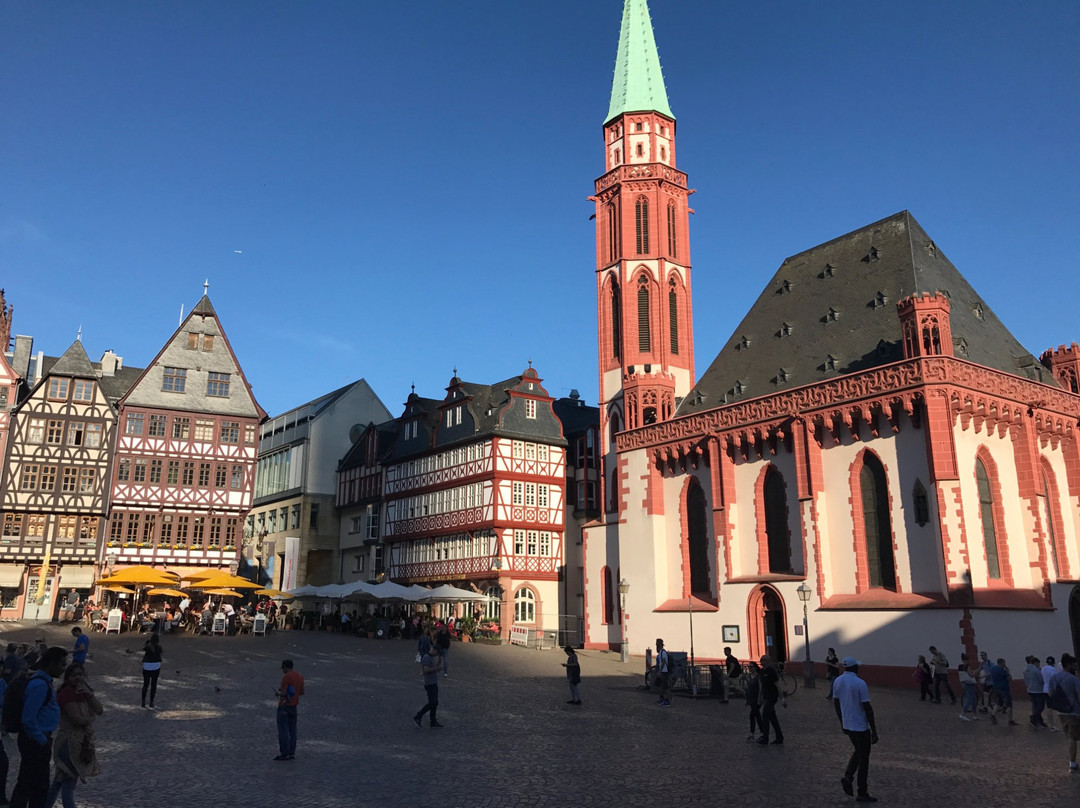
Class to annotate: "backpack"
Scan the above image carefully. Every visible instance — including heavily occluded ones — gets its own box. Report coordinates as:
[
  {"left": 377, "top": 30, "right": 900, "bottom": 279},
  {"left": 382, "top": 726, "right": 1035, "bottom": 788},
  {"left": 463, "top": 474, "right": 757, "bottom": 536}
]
[{"left": 1, "top": 670, "right": 52, "bottom": 734}]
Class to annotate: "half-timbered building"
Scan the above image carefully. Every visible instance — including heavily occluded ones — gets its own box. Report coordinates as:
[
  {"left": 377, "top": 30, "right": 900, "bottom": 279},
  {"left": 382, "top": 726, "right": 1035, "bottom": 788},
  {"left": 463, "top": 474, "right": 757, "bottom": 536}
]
[
  {"left": 0, "top": 339, "right": 139, "bottom": 618},
  {"left": 583, "top": 0, "right": 1080, "bottom": 677},
  {"left": 337, "top": 418, "right": 397, "bottom": 586},
  {"left": 107, "top": 295, "right": 265, "bottom": 576}
]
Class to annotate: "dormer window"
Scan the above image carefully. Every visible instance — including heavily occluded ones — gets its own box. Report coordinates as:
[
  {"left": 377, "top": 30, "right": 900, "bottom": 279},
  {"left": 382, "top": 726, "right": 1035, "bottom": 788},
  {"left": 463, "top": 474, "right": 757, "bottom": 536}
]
[
  {"left": 737, "top": 336, "right": 751, "bottom": 350},
  {"left": 873, "top": 292, "right": 887, "bottom": 309},
  {"left": 734, "top": 380, "right": 746, "bottom": 395},
  {"left": 775, "top": 368, "right": 789, "bottom": 384},
  {"left": 822, "top": 263, "right": 836, "bottom": 278},
  {"left": 824, "top": 354, "right": 838, "bottom": 371},
  {"left": 779, "top": 322, "right": 793, "bottom": 338},
  {"left": 825, "top": 308, "right": 840, "bottom": 323}
]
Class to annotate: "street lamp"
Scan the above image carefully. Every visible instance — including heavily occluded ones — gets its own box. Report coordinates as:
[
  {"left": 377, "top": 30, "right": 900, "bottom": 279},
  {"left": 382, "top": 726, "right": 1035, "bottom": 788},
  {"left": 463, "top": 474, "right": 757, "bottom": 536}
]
[
  {"left": 796, "top": 582, "right": 815, "bottom": 688},
  {"left": 618, "top": 578, "right": 629, "bottom": 663}
]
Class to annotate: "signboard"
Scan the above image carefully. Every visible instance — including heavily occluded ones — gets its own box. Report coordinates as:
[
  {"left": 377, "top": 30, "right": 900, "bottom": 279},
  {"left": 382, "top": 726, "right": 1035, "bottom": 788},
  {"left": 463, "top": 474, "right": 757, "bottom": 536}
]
[
  {"left": 106, "top": 609, "right": 123, "bottom": 634},
  {"left": 282, "top": 536, "right": 300, "bottom": 591}
]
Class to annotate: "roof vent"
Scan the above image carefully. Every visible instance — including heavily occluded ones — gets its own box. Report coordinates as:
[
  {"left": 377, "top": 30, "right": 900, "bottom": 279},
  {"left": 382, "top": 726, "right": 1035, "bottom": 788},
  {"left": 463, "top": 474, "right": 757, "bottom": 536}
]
[
  {"left": 778, "top": 323, "right": 793, "bottom": 338},
  {"left": 872, "top": 292, "right": 887, "bottom": 309},
  {"left": 824, "top": 354, "right": 838, "bottom": 371},
  {"left": 972, "top": 303, "right": 984, "bottom": 320},
  {"left": 736, "top": 336, "right": 750, "bottom": 350},
  {"left": 862, "top": 246, "right": 881, "bottom": 263},
  {"left": 821, "top": 263, "right": 836, "bottom": 278},
  {"left": 824, "top": 308, "right": 840, "bottom": 323},
  {"left": 774, "top": 368, "right": 790, "bottom": 384},
  {"left": 777, "top": 280, "right": 793, "bottom": 294}
]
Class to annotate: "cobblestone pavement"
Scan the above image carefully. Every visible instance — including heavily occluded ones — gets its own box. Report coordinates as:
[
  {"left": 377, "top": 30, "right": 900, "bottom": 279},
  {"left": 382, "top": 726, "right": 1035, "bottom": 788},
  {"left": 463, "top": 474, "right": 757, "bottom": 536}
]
[{"left": 0, "top": 623, "right": 1077, "bottom": 808}]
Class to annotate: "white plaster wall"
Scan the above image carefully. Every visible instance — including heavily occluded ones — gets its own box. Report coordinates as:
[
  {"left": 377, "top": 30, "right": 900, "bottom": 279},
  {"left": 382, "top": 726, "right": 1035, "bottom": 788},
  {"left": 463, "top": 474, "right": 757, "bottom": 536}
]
[
  {"left": 730, "top": 450, "right": 804, "bottom": 574},
  {"left": 1039, "top": 447, "right": 1079, "bottom": 579}
]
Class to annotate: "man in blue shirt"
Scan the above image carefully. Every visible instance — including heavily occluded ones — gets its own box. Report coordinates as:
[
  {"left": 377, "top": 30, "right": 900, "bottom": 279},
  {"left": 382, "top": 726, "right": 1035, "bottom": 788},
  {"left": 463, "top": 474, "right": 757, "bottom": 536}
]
[
  {"left": 10, "top": 646, "right": 68, "bottom": 808},
  {"left": 833, "top": 656, "right": 879, "bottom": 803},
  {"left": 70, "top": 627, "right": 89, "bottom": 667}
]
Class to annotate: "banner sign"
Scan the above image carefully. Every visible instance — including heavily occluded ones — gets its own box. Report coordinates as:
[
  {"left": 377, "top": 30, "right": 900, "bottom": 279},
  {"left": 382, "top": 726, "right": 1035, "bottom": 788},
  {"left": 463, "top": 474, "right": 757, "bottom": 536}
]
[{"left": 282, "top": 536, "right": 300, "bottom": 591}]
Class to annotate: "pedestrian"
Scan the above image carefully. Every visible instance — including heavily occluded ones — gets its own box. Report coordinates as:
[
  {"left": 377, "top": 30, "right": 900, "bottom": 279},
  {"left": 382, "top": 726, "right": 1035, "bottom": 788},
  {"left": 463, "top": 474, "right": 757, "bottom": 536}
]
[
  {"left": 1, "top": 644, "right": 24, "bottom": 683},
  {"left": 140, "top": 633, "right": 163, "bottom": 709},
  {"left": 412, "top": 644, "right": 443, "bottom": 728},
  {"left": 913, "top": 655, "right": 932, "bottom": 701},
  {"left": 833, "top": 656, "right": 879, "bottom": 803},
  {"left": 69, "top": 628, "right": 89, "bottom": 668},
  {"left": 562, "top": 646, "right": 582, "bottom": 705},
  {"left": 928, "top": 646, "right": 956, "bottom": 704},
  {"left": 45, "top": 663, "right": 102, "bottom": 808},
  {"left": 1024, "top": 656, "right": 1048, "bottom": 728},
  {"left": 744, "top": 661, "right": 763, "bottom": 742},
  {"left": 988, "top": 657, "right": 1017, "bottom": 726},
  {"left": 825, "top": 647, "right": 840, "bottom": 699},
  {"left": 273, "top": 659, "right": 305, "bottom": 761},
  {"left": 435, "top": 625, "right": 451, "bottom": 677},
  {"left": 416, "top": 628, "right": 432, "bottom": 661},
  {"left": 756, "top": 655, "right": 784, "bottom": 745},
  {"left": 1043, "top": 656, "right": 1062, "bottom": 732},
  {"left": 977, "top": 650, "right": 995, "bottom": 712},
  {"left": 1046, "top": 653, "right": 1080, "bottom": 772},
  {"left": 654, "top": 639, "right": 672, "bottom": 707},
  {"left": 10, "top": 646, "right": 68, "bottom": 808},
  {"left": 957, "top": 654, "right": 980, "bottom": 721},
  {"left": 722, "top": 646, "right": 740, "bottom": 703}
]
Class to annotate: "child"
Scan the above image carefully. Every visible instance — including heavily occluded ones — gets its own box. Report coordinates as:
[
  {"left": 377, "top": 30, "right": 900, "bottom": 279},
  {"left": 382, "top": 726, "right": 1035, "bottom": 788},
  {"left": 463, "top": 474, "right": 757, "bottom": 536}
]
[
  {"left": 562, "top": 646, "right": 582, "bottom": 705},
  {"left": 745, "top": 661, "right": 762, "bottom": 741},
  {"left": 914, "top": 655, "right": 932, "bottom": 701}
]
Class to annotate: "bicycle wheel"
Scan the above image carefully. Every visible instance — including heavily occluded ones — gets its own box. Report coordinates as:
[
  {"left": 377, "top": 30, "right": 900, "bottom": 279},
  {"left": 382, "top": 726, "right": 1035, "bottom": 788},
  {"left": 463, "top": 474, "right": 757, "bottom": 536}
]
[{"left": 781, "top": 672, "right": 798, "bottom": 697}]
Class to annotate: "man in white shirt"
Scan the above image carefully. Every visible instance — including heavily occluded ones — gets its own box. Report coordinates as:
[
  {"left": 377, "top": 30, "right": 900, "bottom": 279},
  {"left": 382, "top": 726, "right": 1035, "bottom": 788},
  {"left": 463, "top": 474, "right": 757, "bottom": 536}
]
[
  {"left": 833, "top": 656, "right": 879, "bottom": 803},
  {"left": 1043, "top": 655, "right": 1062, "bottom": 732}
]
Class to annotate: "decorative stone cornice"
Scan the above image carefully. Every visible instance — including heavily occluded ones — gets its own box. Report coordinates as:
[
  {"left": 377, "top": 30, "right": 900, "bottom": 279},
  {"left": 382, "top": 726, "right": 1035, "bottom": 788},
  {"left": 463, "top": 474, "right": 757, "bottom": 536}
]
[{"left": 595, "top": 163, "right": 688, "bottom": 195}]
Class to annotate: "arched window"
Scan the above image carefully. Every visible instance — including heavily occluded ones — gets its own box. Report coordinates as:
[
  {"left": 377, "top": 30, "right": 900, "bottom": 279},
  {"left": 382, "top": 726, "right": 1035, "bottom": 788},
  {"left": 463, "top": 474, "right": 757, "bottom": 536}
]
[
  {"left": 608, "top": 410, "right": 621, "bottom": 445},
  {"left": 637, "top": 279, "right": 651, "bottom": 352},
  {"left": 482, "top": 585, "right": 502, "bottom": 621},
  {"left": 975, "top": 457, "right": 1001, "bottom": 580},
  {"left": 686, "top": 480, "right": 710, "bottom": 595},
  {"left": 763, "top": 467, "right": 791, "bottom": 573},
  {"left": 514, "top": 587, "right": 535, "bottom": 624},
  {"left": 667, "top": 202, "right": 677, "bottom": 258},
  {"left": 607, "top": 202, "right": 619, "bottom": 263},
  {"left": 1042, "top": 470, "right": 1060, "bottom": 577},
  {"left": 601, "top": 567, "right": 614, "bottom": 624},
  {"left": 1040, "top": 460, "right": 1069, "bottom": 579},
  {"left": 635, "top": 197, "right": 649, "bottom": 254},
  {"left": 610, "top": 283, "right": 622, "bottom": 359},
  {"left": 668, "top": 285, "right": 679, "bottom": 355},
  {"left": 913, "top": 480, "right": 929, "bottom": 526},
  {"left": 608, "top": 467, "right": 619, "bottom": 513},
  {"left": 860, "top": 453, "right": 896, "bottom": 589}
]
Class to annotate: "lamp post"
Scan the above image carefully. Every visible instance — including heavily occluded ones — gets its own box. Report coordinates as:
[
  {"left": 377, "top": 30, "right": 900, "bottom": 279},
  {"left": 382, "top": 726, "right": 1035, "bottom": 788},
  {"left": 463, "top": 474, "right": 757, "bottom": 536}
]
[
  {"left": 796, "top": 582, "right": 815, "bottom": 688},
  {"left": 618, "top": 578, "right": 629, "bottom": 663}
]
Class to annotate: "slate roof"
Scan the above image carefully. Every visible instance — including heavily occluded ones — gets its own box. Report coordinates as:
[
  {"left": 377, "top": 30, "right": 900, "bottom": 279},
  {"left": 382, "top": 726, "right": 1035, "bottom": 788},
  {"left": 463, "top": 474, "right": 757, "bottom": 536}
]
[
  {"left": 679, "top": 211, "right": 1056, "bottom": 416},
  {"left": 553, "top": 392, "right": 600, "bottom": 438},
  {"left": 47, "top": 340, "right": 96, "bottom": 379},
  {"left": 38, "top": 353, "right": 144, "bottom": 407},
  {"left": 337, "top": 419, "right": 398, "bottom": 472}
]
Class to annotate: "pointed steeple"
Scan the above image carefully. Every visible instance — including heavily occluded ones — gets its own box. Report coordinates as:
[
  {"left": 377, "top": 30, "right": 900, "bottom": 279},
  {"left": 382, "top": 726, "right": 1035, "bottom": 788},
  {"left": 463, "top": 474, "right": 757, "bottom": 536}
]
[{"left": 606, "top": 0, "right": 673, "bottom": 125}]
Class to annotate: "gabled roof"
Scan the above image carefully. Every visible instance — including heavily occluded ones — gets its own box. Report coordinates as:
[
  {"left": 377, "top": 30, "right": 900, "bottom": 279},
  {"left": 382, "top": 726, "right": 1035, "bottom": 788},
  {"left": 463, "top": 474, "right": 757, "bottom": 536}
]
[
  {"left": 338, "top": 419, "right": 398, "bottom": 472},
  {"left": 606, "top": 0, "right": 673, "bottom": 124},
  {"left": 31, "top": 354, "right": 143, "bottom": 409},
  {"left": 679, "top": 211, "right": 1056, "bottom": 416},
  {"left": 47, "top": 340, "right": 96, "bottom": 379}
]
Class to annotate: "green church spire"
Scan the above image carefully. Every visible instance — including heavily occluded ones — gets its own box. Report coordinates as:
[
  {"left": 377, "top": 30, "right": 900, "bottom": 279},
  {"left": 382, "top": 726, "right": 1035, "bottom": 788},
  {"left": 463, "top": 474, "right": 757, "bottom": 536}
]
[{"left": 606, "top": 0, "right": 674, "bottom": 125}]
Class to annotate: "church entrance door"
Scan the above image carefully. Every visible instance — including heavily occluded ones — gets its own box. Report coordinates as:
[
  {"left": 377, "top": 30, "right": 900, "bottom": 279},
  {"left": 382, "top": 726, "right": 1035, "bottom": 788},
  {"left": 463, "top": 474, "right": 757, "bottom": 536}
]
[{"left": 747, "top": 585, "right": 788, "bottom": 664}]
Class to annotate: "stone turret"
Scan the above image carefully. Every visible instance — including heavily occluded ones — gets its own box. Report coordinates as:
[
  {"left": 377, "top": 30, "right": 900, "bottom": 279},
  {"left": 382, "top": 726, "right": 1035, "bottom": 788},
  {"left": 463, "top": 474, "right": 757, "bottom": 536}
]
[
  {"left": 1040, "top": 343, "right": 1080, "bottom": 394},
  {"left": 897, "top": 292, "right": 953, "bottom": 359}
]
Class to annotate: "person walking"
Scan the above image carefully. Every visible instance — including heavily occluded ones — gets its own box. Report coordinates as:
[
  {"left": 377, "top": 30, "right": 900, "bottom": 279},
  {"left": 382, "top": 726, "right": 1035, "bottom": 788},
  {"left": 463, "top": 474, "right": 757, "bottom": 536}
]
[
  {"left": 654, "top": 639, "right": 672, "bottom": 707},
  {"left": 1047, "top": 653, "right": 1080, "bottom": 772},
  {"left": 274, "top": 659, "right": 305, "bottom": 760},
  {"left": 825, "top": 648, "right": 840, "bottom": 700},
  {"left": 744, "top": 661, "right": 763, "bottom": 742},
  {"left": 412, "top": 644, "right": 443, "bottom": 728},
  {"left": 435, "top": 625, "right": 451, "bottom": 677},
  {"left": 1025, "top": 656, "right": 1048, "bottom": 728},
  {"left": 1043, "top": 656, "right": 1062, "bottom": 732},
  {"left": 833, "top": 656, "right": 879, "bottom": 803},
  {"left": 756, "top": 655, "right": 784, "bottom": 745},
  {"left": 45, "top": 663, "right": 102, "bottom": 808},
  {"left": 10, "top": 646, "right": 68, "bottom": 808},
  {"left": 562, "top": 646, "right": 582, "bottom": 705},
  {"left": 977, "top": 651, "right": 995, "bottom": 713},
  {"left": 928, "top": 646, "right": 956, "bottom": 704},
  {"left": 140, "top": 633, "right": 163, "bottom": 710},
  {"left": 914, "top": 655, "right": 932, "bottom": 702},
  {"left": 988, "top": 657, "right": 1017, "bottom": 726},
  {"left": 958, "top": 654, "right": 980, "bottom": 721},
  {"left": 722, "top": 647, "right": 740, "bottom": 703},
  {"left": 69, "top": 629, "right": 88, "bottom": 669}
]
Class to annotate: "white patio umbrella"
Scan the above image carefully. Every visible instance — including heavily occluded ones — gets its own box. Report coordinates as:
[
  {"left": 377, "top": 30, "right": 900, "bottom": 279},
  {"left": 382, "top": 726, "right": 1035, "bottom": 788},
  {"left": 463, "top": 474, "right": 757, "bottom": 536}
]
[
  {"left": 411, "top": 584, "right": 495, "bottom": 603},
  {"left": 286, "top": 584, "right": 321, "bottom": 597}
]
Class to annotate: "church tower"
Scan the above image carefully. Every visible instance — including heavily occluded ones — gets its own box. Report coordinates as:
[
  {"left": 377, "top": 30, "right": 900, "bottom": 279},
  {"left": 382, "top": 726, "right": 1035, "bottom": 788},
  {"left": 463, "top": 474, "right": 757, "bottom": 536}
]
[{"left": 594, "top": 0, "right": 694, "bottom": 452}]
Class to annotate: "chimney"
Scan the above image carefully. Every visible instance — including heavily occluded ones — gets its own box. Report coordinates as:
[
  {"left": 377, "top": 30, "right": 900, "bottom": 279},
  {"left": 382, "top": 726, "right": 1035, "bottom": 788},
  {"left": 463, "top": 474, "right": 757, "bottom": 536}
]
[
  {"left": 99, "top": 350, "right": 122, "bottom": 377},
  {"left": 11, "top": 335, "right": 32, "bottom": 382}
]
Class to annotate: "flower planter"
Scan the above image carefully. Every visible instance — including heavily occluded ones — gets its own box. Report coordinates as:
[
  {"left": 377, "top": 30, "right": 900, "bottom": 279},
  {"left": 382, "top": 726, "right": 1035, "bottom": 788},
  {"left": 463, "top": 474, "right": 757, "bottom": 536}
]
[{"left": 472, "top": 636, "right": 503, "bottom": 646}]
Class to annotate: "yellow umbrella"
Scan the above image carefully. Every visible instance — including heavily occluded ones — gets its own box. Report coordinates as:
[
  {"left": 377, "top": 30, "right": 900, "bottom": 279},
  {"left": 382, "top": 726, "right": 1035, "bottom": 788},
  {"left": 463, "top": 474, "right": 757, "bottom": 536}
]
[
  {"left": 102, "top": 585, "right": 135, "bottom": 594},
  {"left": 203, "top": 589, "right": 243, "bottom": 598},
  {"left": 146, "top": 588, "right": 188, "bottom": 598},
  {"left": 182, "top": 569, "right": 226, "bottom": 581},
  {"left": 98, "top": 566, "right": 180, "bottom": 586},
  {"left": 255, "top": 588, "right": 294, "bottom": 599},
  {"left": 185, "top": 573, "right": 262, "bottom": 590}
]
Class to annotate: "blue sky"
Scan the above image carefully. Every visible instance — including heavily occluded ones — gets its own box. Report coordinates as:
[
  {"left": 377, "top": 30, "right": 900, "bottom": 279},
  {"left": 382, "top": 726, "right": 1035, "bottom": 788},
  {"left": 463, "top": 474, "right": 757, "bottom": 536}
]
[{"left": 4, "top": 1, "right": 1078, "bottom": 419}]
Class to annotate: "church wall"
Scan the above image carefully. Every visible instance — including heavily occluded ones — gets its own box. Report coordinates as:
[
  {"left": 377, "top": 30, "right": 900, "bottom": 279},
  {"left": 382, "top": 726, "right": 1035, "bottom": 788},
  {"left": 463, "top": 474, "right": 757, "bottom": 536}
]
[
  {"left": 1039, "top": 447, "right": 1079, "bottom": 580},
  {"left": 729, "top": 449, "right": 802, "bottom": 576}
]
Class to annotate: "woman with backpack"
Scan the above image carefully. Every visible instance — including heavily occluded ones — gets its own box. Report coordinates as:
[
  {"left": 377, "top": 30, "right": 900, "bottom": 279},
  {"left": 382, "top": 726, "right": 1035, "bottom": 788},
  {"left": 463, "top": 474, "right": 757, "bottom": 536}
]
[
  {"left": 46, "top": 663, "right": 102, "bottom": 808},
  {"left": 141, "top": 633, "right": 163, "bottom": 709}
]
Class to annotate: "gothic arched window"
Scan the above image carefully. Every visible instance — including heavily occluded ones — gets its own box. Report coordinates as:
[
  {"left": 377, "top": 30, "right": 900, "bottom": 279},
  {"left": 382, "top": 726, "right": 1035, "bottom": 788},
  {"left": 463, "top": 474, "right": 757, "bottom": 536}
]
[
  {"left": 976, "top": 457, "right": 1001, "bottom": 579},
  {"left": 668, "top": 284, "right": 679, "bottom": 355},
  {"left": 607, "top": 202, "right": 619, "bottom": 263},
  {"left": 637, "top": 279, "right": 651, "bottom": 352},
  {"left": 763, "top": 467, "right": 791, "bottom": 573},
  {"left": 610, "top": 283, "right": 622, "bottom": 359},
  {"left": 635, "top": 197, "right": 650, "bottom": 254},
  {"left": 860, "top": 453, "right": 896, "bottom": 589},
  {"left": 601, "top": 566, "right": 614, "bottom": 624},
  {"left": 687, "top": 480, "right": 710, "bottom": 595},
  {"left": 667, "top": 202, "right": 677, "bottom": 258}
]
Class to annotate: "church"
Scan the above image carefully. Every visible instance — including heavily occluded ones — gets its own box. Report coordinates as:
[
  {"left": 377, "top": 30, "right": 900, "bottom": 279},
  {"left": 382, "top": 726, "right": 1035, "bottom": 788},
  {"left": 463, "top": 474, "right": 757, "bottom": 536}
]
[{"left": 582, "top": 0, "right": 1080, "bottom": 680}]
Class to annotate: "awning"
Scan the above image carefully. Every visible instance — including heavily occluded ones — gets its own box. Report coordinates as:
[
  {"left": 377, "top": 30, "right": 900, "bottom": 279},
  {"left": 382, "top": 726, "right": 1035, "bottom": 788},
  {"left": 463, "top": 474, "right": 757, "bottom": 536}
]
[
  {"left": 59, "top": 566, "right": 96, "bottom": 589},
  {"left": 0, "top": 564, "right": 25, "bottom": 588}
]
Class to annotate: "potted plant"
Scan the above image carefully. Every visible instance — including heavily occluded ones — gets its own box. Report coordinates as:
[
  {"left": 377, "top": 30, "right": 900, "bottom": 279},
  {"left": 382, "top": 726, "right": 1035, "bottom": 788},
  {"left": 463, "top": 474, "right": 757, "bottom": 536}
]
[{"left": 458, "top": 615, "right": 477, "bottom": 642}]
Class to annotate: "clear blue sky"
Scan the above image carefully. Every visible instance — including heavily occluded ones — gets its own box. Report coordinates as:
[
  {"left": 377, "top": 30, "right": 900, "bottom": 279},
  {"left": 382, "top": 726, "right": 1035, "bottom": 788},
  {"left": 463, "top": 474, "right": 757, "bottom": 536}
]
[{"left": 4, "top": 1, "right": 1078, "bottom": 418}]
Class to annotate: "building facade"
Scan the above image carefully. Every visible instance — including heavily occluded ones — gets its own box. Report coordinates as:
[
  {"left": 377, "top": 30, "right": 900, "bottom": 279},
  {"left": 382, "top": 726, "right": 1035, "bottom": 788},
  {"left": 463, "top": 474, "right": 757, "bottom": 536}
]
[
  {"left": 583, "top": 0, "right": 1080, "bottom": 678},
  {"left": 107, "top": 295, "right": 265, "bottom": 577}
]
